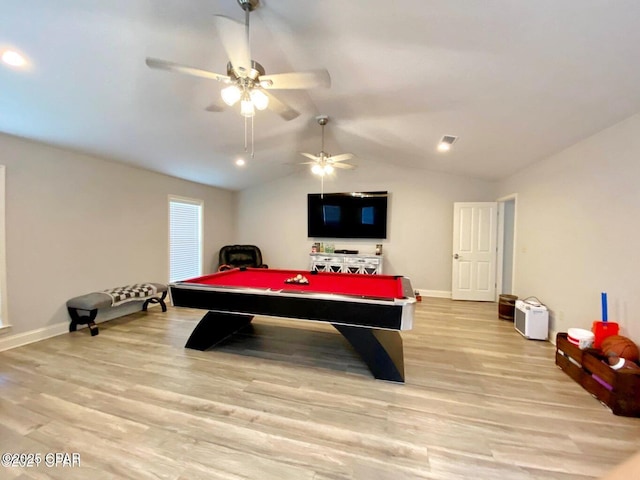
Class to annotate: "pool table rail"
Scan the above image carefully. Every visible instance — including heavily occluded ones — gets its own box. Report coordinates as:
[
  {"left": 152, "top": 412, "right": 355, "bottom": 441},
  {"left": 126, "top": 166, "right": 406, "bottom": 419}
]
[{"left": 170, "top": 280, "right": 415, "bottom": 331}]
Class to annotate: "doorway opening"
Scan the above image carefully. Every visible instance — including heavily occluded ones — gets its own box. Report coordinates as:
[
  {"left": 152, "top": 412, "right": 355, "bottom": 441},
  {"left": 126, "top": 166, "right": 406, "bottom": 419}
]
[{"left": 496, "top": 194, "right": 517, "bottom": 298}]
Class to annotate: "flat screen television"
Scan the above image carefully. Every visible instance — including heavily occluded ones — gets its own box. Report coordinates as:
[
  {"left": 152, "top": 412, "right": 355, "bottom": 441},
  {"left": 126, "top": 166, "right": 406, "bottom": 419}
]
[{"left": 307, "top": 191, "right": 388, "bottom": 239}]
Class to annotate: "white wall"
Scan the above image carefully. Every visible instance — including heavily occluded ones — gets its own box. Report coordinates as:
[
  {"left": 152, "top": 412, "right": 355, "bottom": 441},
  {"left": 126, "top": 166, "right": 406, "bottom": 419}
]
[
  {"left": 236, "top": 161, "right": 497, "bottom": 294},
  {"left": 0, "top": 133, "right": 235, "bottom": 338},
  {"left": 501, "top": 198, "right": 515, "bottom": 294},
  {"left": 498, "top": 114, "right": 640, "bottom": 345}
]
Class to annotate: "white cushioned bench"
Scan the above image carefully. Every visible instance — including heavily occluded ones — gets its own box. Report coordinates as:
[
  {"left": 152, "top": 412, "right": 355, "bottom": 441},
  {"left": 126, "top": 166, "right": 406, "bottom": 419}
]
[{"left": 66, "top": 283, "right": 168, "bottom": 336}]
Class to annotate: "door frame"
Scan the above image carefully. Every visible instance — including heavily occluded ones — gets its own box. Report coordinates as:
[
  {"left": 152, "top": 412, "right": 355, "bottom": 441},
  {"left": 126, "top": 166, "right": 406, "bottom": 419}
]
[{"left": 496, "top": 193, "right": 518, "bottom": 301}]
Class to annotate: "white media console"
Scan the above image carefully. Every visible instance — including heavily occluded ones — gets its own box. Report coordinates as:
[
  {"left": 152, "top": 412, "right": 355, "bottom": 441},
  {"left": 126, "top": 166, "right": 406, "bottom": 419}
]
[{"left": 309, "top": 253, "right": 383, "bottom": 275}]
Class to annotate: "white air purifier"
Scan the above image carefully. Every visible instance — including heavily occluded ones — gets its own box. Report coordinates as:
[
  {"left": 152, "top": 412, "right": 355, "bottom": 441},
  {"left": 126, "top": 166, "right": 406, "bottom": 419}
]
[{"left": 514, "top": 300, "right": 549, "bottom": 340}]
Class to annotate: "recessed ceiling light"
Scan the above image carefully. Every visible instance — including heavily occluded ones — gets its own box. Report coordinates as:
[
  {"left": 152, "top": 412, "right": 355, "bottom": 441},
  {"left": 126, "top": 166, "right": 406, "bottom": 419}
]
[
  {"left": 2, "top": 50, "right": 26, "bottom": 67},
  {"left": 437, "top": 135, "right": 458, "bottom": 152},
  {"left": 235, "top": 158, "right": 246, "bottom": 167}
]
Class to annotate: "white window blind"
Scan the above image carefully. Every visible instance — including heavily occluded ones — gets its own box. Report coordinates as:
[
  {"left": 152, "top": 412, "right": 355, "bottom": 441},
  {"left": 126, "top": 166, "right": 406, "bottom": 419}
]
[{"left": 169, "top": 196, "right": 203, "bottom": 282}]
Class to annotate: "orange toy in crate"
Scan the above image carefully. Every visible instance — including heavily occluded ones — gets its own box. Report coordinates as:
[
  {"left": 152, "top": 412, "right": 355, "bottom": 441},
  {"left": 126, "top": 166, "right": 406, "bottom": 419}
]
[
  {"left": 601, "top": 335, "right": 640, "bottom": 363},
  {"left": 607, "top": 352, "right": 640, "bottom": 371}
]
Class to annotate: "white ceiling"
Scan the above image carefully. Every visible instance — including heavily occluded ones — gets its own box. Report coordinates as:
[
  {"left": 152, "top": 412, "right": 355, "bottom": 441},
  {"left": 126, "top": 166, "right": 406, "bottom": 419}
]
[{"left": 2, "top": 0, "right": 640, "bottom": 190}]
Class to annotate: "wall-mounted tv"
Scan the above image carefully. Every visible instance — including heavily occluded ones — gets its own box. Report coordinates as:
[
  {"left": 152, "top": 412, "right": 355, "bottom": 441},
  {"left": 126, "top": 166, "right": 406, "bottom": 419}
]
[{"left": 307, "top": 191, "right": 388, "bottom": 239}]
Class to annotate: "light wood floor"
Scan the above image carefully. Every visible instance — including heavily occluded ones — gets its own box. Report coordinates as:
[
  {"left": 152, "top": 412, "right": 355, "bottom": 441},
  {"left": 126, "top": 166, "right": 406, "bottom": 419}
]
[{"left": 1, "top": 298, "right": 639, "bottom": 479}]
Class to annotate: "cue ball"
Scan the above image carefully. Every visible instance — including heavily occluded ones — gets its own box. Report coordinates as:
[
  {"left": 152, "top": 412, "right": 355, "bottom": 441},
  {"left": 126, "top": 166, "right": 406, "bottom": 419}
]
[{"left": 296, "top": 274, "right": 302, "bottom": 279}]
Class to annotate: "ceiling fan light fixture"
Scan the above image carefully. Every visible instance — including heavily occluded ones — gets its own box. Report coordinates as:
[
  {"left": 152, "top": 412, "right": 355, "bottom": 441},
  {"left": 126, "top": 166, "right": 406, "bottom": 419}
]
[
  {"left": 250, "top": 89, "right": 269, "bottom": 110},
  {"left": 301, "top": 115, "right": 356, "bottom": 181},
  {"left": 221, "top": 84, "right": 242, "bottom": 106},
  {"left": 240, "top": 93, "right": 255, "bottom": 117}
]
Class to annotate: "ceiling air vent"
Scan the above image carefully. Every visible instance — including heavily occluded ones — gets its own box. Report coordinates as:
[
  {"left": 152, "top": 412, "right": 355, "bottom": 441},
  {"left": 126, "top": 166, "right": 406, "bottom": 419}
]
[{"left": 437, "top": 135, "right": 458, "bottom": 152}]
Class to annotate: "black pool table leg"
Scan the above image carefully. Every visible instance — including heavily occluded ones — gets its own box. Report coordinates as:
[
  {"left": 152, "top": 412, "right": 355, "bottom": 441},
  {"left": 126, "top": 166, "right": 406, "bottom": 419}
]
[
  {"left": 332, "top": 324, "right": 405, "bottom": 383},
  {"left": 185, "top": 311, "right": 254, "bottom": 351}
]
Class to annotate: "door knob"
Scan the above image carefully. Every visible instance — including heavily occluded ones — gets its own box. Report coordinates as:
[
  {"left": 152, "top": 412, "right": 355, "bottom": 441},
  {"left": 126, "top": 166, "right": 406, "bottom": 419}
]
[{"left": 453, "top": 253, "right": 460, "bottom": 259}]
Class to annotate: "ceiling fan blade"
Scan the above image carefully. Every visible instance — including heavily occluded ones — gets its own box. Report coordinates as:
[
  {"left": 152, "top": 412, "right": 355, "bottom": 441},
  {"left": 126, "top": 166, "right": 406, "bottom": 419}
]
[
  {"left": 213, "top": 15, "right": 252, "bottom": 77},
  {"left": 264, "top": 91, "right": 300, "bottom": 121},
  {"left": 328, "top": 153, "right": 354, "bottom": 163},
  {"left": 260, "top": 69, "right": 331, "bottom": 90},
  {"left": 145, "top": 58, "right": 229, "bottom": 82},
  {"left": 332, "top": 163, "right": 355, "bottom": 169},
  {"left": 299, "top": 161, "right": 318, "bottom": 165},
  {"left": 300, "top": 152, "right": 320, "bottom": 161}
]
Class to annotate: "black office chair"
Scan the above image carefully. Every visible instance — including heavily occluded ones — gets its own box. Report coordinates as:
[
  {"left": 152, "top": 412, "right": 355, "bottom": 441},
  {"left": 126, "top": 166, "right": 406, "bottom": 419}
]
[{"left": 218, "top": 245, "right": 268, "bottom": 271}]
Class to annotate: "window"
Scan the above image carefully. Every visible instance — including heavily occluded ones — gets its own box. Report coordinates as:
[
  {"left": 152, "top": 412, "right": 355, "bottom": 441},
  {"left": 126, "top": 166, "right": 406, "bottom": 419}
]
[
  {"left": 0, "top": 166, "right": 8, "bottom": 327},
  {"left": 169, "top": 196, "right": 203, "bottom": 283}
]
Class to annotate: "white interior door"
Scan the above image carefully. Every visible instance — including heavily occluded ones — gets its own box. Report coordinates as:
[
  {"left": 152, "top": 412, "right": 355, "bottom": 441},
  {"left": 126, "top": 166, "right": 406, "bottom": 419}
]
[{"left": 452, "top": 202, "right": 497, "bottom": 301}]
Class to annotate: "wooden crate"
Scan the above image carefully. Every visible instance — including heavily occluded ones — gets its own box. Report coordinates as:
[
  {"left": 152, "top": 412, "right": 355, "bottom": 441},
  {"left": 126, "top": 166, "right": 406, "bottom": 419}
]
[{"left": 556, "top": 332, "right": 640, "bottom": 417}]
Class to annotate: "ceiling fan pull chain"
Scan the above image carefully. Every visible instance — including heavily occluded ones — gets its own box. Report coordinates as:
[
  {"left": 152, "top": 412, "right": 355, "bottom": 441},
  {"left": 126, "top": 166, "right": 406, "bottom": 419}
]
[
  {"left": 244, "top": 115, "right": 248, "bottom": 153},
  {"left": 251, "top": 116, "right": 255, "bottom": 158}
]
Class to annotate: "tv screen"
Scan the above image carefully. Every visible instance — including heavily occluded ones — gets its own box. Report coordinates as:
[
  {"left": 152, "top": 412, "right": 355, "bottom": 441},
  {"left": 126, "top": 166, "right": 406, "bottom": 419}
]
[{"left": 307, "top": 191, "right": 388, "bottom": 239}]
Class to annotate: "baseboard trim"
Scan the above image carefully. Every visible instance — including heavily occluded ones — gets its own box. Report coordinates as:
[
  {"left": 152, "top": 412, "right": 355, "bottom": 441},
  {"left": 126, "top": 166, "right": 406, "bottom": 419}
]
[
  {"left": 417, "top": 289, "right": 452, "bottom": 299},
  {"left": 0, "top": 321, "right": 69, "bottom": 352},
  {"left": 0, "top": 302, "right": 164, "bottom": 352}
]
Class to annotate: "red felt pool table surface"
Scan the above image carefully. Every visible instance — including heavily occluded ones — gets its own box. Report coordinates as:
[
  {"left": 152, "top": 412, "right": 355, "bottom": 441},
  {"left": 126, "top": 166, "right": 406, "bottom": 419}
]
[{"left": 183, "top": 268, "right": 406, "bottom": 299}]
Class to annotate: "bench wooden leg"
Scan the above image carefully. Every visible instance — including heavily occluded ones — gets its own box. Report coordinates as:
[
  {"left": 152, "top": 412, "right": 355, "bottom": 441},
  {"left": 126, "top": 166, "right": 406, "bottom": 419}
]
[
  {"left": 142, "top": 291, "right": 168, "bottom": 312},
  {"left": 68, "top": 308, "right": 99, "bottom": 336}
]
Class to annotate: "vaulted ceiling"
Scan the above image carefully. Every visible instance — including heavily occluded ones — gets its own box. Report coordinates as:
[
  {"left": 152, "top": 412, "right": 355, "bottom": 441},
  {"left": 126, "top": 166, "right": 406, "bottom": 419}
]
[{"left": 2, "top": 0, "right": 640, "bottom": 190}]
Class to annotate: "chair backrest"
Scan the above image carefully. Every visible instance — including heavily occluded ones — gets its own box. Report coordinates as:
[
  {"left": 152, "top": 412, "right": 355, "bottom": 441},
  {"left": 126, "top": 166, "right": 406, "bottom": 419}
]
[{"left": 218, "top": 245, "right": 263, "bottom": 269}]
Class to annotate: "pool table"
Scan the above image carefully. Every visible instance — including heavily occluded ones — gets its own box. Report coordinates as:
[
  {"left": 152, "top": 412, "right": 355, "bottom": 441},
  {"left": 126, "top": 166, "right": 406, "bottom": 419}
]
[{"left": 169, "top": 267, "right": 416, "bottom": 382}]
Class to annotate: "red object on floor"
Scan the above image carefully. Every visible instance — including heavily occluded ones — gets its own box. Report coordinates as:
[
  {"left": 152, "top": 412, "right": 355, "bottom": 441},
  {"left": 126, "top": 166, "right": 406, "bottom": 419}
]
[{"left": 592, "top": 321, "right": 619, "bottom": 349}]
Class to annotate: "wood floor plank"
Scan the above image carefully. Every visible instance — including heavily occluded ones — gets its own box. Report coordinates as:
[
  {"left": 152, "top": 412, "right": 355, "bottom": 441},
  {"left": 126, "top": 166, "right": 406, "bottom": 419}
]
[{"left": 1, "top": 297, "right": 639, "bottom": 479}]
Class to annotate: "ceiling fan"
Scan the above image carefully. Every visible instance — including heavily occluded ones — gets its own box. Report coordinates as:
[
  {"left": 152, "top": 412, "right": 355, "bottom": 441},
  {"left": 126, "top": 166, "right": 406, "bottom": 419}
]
[
  {"left": 300, "top": 116, "right": 356, "bottom": 176},
  {"left": 145, "top": 0, "right": 331, "bottom": 122}
]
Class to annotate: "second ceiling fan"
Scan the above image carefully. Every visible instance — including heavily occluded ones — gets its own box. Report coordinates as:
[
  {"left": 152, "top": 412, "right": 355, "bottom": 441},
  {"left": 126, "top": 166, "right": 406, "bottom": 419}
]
[
  {"left": 145, "top": 0, "right": 330, "bottom": 121},
  {"left": 300, "top": 116, "right": 356, "bottom": 176}
]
